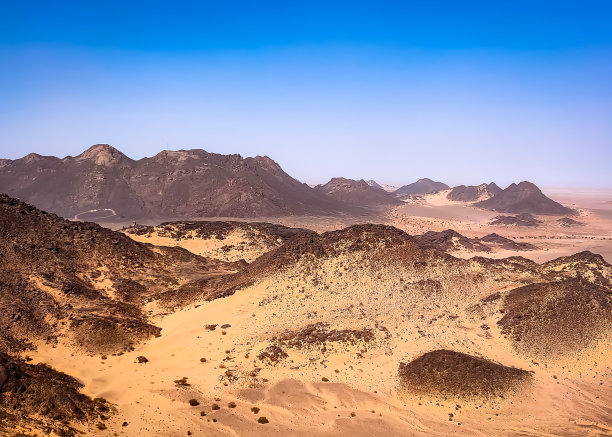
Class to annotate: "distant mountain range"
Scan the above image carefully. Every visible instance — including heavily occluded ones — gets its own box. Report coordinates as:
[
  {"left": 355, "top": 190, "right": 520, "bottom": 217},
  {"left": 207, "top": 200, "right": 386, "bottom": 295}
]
[
  {"left": 0, "top": 145, "right": 350, "bottom": 219},
  {"left": 0, "top": 145, "right": 574, "bottom": 220}
]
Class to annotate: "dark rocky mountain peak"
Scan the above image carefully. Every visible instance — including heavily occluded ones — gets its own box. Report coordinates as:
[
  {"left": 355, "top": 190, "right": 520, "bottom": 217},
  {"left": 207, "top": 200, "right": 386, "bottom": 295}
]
[{"left": 475, "top": 181, "right": 574, "bottom": 215}]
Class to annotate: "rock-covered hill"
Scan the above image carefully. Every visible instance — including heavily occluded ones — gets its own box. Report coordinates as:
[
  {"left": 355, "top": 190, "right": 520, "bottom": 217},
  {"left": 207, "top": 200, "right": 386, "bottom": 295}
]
[
  {"left": 557, "top": 217, "right": 583, "bottom": 227},
  {"left": 315, "top": 177, "right": 403, "bottom": 207},
  {"left": 474, "top": 181, "right": 574, "bottom": 215},
  {"left": 0, "top": 353, "right": 111, "bottom": 435},
  {"left": 398, "top": 350, "right": 531, "bottom": 399},
  {"left": 498, "top": 277, "right": 612, "bottom": 360},
  {"left": 123, "top": 220, "right": 316, "bottom": 263},
  {"left": 393, "top": 178, "right": 449, "bottom": 197},
  {"left": 0, "top": 145, "right": 353, "bottom": 220},
  {"left": 489, "top": 213, "right": 543, "bottom": 227},
  {"left": 447, "top": 183, "right": 502, "bottom": 202},
  {"left": 0, "top": 194, "right": 235, "bottom": 355},
  {"left": 412, "top": 229, "right": 537, "bottom": 253}
]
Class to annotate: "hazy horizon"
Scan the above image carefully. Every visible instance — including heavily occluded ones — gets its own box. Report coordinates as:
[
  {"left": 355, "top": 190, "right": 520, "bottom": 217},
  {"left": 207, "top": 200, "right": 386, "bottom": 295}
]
[{"left": 2, "top": 1, "right": 611, "bottom": 188}]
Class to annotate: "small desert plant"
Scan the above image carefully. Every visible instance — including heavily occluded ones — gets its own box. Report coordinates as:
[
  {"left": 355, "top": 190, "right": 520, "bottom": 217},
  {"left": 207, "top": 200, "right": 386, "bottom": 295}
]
[
  {"left": 174, "top": 377, "right": 190, "bottom": 386},
  {"left": 200, "top": 411, "right": 206, "bottom": 416},
  {"left": 200, "top": 357, "right": 207, "bottom": 362},
  {"left": 257, "top": 416, "right": 269, "bottom": 424},
  {"left": 350, "top": 412, "right": 356, "bottom": 417},
  {"left": 96, "top": 423, "right": 107, "bottom": 430},
  {"left": 251, "top": 407, "right": 260, "bottom": 414},
  {"left": 211, "top": 403, "right": 220, "bottom": 410},
  {"left": 188, "top": 399, "right": 200, "bottom": 406},
  {"left": 321, "top": 377, "right": 329, "bottom": 382},
  {"left": 228, "top": 401, "right": 237, "bottom": 408}
]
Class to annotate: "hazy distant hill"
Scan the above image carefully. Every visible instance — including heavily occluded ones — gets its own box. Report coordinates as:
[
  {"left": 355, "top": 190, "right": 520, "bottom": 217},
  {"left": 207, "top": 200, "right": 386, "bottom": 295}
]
[
  {"left": 367, "top": 180, "right": 398, "bottom": 192},
  {"left": 447, "top": 183, "right": 502, "bottom": 202},
  {"left": 0, "top": 145, "right": 352, "bottom": 220},
  {"left": 316, "top": 177, "right": 403, "bottom": 207},
  {"left": 394, "top": 178, "right": 449, "bottom": 196},
  {"left": 474, "top": 181, "right": 574, "bottom": 215},
  {"left": 366, "top": 179, "right": 383, "bottom": 190}
]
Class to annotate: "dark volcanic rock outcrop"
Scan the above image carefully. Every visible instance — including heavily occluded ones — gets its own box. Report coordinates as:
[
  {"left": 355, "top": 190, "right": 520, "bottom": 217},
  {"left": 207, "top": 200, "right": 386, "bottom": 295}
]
[
  {"left": 475, "top": 181, "right": 574, "bottom": 215},
  {"left": 0, "top": 145, "right": 351, "bottom": 220},
  {"left": 398, "top": 350, "right": 531, "bottom": 399},
  {"left": 315, "top": 177, "right": 402, "bottom": 207},
  {"left": 498, "top": 278, "right": 612, "bottom": 359},
  {"left": 447, "top": 183, "right": 502, "bottom": 202},
  {"left": 478, "top": 233, "right": 538, "bottom": 251},
  {"left": 539, "top": 251, "right": 612, "bottom": 286},
  {"left": 489, "top": 213, "right": 543, "bottom": 227},
  {"left": 413, "top": 229, "right": 491, "bottom": 252},
  {"left": 557, "top": 217, "right": 583, "bottom": 227},
  {"left": 394, "top": 178, "right": 449, "bottom": 197},
  {"left": 412, "top": 230, "right": 537, "bottom": 253},
  {"left": 0, "top": 353, "right": 110, "bottom": 435}
]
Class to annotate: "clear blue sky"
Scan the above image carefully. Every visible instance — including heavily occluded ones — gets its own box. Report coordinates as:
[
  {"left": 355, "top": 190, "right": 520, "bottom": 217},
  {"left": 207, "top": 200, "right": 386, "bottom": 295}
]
[{"left": 1, "top": 1, "right": 611, "bottom": 187}]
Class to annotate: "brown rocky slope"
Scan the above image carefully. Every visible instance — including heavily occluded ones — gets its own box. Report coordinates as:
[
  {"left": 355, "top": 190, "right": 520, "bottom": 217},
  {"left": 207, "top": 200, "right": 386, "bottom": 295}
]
[{"left": 0, "top": 194, "right": 236, "bottom": 354}]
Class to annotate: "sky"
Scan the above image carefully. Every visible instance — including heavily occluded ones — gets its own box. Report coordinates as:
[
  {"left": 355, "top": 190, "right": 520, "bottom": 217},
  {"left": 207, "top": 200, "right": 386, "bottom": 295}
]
[{"left": 1, "top": 1, "right": 611, "bottom": 188}]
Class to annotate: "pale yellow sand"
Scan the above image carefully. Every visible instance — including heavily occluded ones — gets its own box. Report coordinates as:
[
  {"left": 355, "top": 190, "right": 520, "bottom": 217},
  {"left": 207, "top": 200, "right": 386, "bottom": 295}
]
[{"left": 27, "top": 253, "right": 612, "bottom": 436}]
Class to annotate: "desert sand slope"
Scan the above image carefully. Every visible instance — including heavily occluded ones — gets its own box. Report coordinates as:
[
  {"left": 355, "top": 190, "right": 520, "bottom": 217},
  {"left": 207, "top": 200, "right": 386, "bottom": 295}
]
[{"left": 20, "top": 224, "right": 611, "bottom": 436}]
